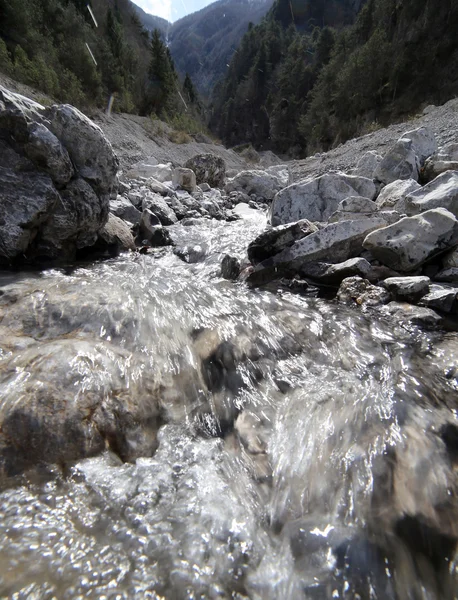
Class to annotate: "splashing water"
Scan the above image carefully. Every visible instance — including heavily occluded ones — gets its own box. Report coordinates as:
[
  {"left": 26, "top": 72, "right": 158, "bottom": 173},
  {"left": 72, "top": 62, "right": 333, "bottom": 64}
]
[{"left": 0, "top": 216, "right": 457, "bottom": 599}]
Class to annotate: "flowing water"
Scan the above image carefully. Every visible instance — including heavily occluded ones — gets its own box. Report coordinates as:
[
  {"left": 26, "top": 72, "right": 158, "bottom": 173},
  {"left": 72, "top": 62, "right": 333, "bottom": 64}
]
[{"left": 0, "top": 211, "right": 457, "bottom": 599}]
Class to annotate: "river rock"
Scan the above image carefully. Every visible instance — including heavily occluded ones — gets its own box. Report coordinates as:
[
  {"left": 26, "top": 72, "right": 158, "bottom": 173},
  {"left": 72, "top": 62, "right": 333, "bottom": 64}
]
[
  {"left": 434, "top": 268, "right": 458, "bottom": 283},
  {"left": 110, "top": 196, "right": 142, "bottom": 224},
  {"left": 98, "top": 213, "right": 136, "bottom": 253},
  {"left": 379, "top": 302, "right": 443, "bottom": 329},
  {"left": 353, "top": 151, "right": 382, "bottom": 179},
  {"left": 248, "top": 220, "right": 318, "bottom": 265},
  {"left": 145, "top": 177, "right": 174, "bottom": 196},
  {"left": 418, "top": 286, "right": 458, "bottom": 314},
  {"left": 363, "top": 208, "right": 458, "bottom": 272},
  {"left": 300, "top": 257, "right": 372, "bottom": 284},
  {"left": 172, "top": 167, "right": 197, "bottom": 193},
  {"left": 46, "top": 103, "right": 118, "bottom": 195},
  {"left": 142, "top": 192, "right": 177, "bottom": 225},
  {"left": 185, "top": 154, "right": 226, "bottom": 188},
  {"left": 374, "top": 138, "right": 419, "bottom": 185},
  {"left": 423, "top": 142, "right": 458, "bottom": 182},
  {"left": 225, "top": 169, "right": 285, "bottom": 201},
  {"left": 380, "top": 276, "right": 430, "bottom": 302},
  {"left": 270, "top": 174, "right": 377, "bottom": 226},
  {"left": 375, "top": 179, "right": 421, "bottom": 212},
  {"left": 337, "top": 276, "right": 391, "bottom": 306},
  {"left": 404, "top": 171, "right": 458, "bottom": 217},
  {"left": 221, "top": 255, "right": 241, "bottom": 280},
  {"left": 256, "top": 217, "right": 386, "bottom": 273},
  {"left": 0, "top": 86, "right": 118, "bottom": 262}
]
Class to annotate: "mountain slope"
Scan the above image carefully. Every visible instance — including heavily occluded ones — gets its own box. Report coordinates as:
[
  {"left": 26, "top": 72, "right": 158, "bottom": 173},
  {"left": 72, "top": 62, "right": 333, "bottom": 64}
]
[
  {"left": 131, "top": 3, "right": 170, "bottom": 36},
  {"left": 132, "top": 0, "right": 274, "bottom": 96}
]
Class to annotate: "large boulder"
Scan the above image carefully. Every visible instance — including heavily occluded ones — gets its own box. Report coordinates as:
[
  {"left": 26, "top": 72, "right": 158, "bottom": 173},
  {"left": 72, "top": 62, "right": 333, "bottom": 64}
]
[
  {"left": 225, "top": 169, "right": 286, "bottom": 201},
  {"left": 363, "top": 208, "right": 458, "bottom": 272},
  {"left": 184, "top": 154, "right": 226, "bottom": 188},
  {"left": 374, "top": 138, "right": 419, "bottom": 185},
  {"left": 353, "top": 151, "right": 382, "bottom": 179},
  {"left": 423, "top": 143, "right": 458, "bottom": 182},
  {"left": 45, "top": 103, "right": 118, "bottom": 196},
  {"left": 254, "top": 217, "right": 386, "bottom": 274},
  {"left": 404, "top": 171, "right": 458, "bottom": 217},
  {"left": 270, "top": 173, "right": 377, "bottom": 226},
  {"left": 375, "top": 179, "right": 421, "bottom": 212},
  {"left": 402, "top": 126, "right": 437, "bottom": 164},
  {"left": 0, "top": 86, "right": 118, "bottom": 263},
  {"left": 97, "top": 213, "right": 136, "bottom": 253},
  {"left": 110, "top": 196, "right": 142, "bottom": 225},
  {"left": 247, "top": 220, "right": 318, "bottom": 265}
]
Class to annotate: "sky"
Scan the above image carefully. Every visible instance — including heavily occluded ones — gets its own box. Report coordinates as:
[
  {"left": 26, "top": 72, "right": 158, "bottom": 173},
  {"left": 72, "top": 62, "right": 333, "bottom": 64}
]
[{"left": 135, "top": 0, "right": 215, "bottom": 22}]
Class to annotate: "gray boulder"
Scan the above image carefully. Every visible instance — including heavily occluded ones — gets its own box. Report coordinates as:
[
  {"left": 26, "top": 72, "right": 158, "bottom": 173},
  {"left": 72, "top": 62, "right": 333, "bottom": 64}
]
[
  {"left": 126, "top": 161, "right": 172, "bottom": 182},
  {"left": 363, "top": 208, "right": 458, "bottom": 272},
  {"left": 145, "top": 177, "right": 174, "bottom": 196},
  {"left": 300, "top": 257, "right": 372, "bottom": 284},
  {"left": 0, "top": 86, "right": 118, "bottom": 263},
  {"left": 255, "top": 217, "right": 386, "bottom": 272},
  {"left": 353, "top": 151, "right": 382, "bottom": 179},
  {"left": 418, "top": 286, "right": 458, "bottom": 314},
  {"left": 380, "top": 276, "right": 430, "bottom": 302},
  {"left": 98, "top": 214, "right": 136, "bottom": 252},
  {"left": 172, "top": 167, "right": 197, "bottom": 193},
  {"left": 375, "top": 179, "right": 421, "bottom": 212},
  {"left": 434, "top": 268, "right": 458, "bottom": 283},
  {"left": 379, "top": 302, "right": 443, "bottom": 329},
  {"left": 405, "top": 171, "right": 458, "bottom": 217},
  {"left": 225, "top": 169, "right": 285, "bottom": 201},
  {"left": 221, "top": 255, "right": 241, "bottom": 280},
  {"left": 402, "top": 126, "right": 437, "bottom": 163},
  {"left": 423, "top": 142, "right": 458, "bottom": 182},
  {"left": 270, "top": 173, "right": 377, "bottom": 226},
  {"left": 374, "top": 138, "right": 419, "bottom": 185},
  {"left": 185, "top": 154, "right": 226, "bottom": 188},
  {"left": 46, "top": 103, "right": 118, "bottom": 195},
  {"left": 247, "top": 220, "right": 318, "bottom": 265},
  {"left": 139, "top": 209, "right": 173, "bottom": 246},
  {"left": 142, "top": 193, "right": 177, "bottom": 225},
  {"left": 337, "top": 276, "right": 391, "bottom": 306},
  {"left": 110, "top": 196, "right": 142, "bottom": 225}
]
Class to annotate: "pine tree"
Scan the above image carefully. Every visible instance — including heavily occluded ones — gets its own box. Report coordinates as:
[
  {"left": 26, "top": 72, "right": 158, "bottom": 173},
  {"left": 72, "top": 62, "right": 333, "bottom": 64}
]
[
  {"left": 144, "top": 29, "right": 176, "bottom": 115},
  {"left": 183, "top": 72, "right": 197, "bottom": 104}
]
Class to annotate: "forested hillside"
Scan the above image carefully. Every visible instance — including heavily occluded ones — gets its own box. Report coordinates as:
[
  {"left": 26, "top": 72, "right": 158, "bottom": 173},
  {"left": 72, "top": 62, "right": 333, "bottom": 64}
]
[
  {"left": 0, "top": 0, "right": 200, "bottom": 120},
  {"left": 211, "top": 0, "right": 458, "bottom": 156},
  {"left": 167, "top": 0, "right": 274, "bottom": 96}
]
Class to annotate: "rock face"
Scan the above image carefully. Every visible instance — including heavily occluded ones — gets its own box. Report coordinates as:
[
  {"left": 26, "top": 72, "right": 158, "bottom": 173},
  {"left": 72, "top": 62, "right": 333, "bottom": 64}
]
[
  {"left": 185, "top": 154, "right": 226, "bottom": 188},
  {"left": 225, "top": 169, "right": 286, "bottom": 201},
  {"left": 172, "top": 167, "right": 197, "bottom": 193},
  {"left": 270, "top": 173, "right": 377, "bottom": 226},
  {"left": 404, "top": 171, "right": 458, "bottom": 217},
  {"left": 247, "top": 220, "right": 318, "bottom": 265},
  {"left": 363, "top": 208, "right": 458, "bottom": 272},
  {"left": 0, "top": 86, "right": 118, "bottom": 263},
  {"left": 256, "top": 217, "right": 386, "bottom": 272}
]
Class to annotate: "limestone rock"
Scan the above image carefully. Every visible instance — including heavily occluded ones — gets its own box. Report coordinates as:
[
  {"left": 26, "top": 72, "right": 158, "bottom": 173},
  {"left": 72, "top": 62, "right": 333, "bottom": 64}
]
[
  {"left": 185, "top": 154, "right": 226, "bottom": 188},
  {"left": 353, "top": 151, "right": 382, "bottom": 179},
  {"left": 225, "top": 169, "right": 286, "bottom": 201},
  {"left": 172, "top": 167, "right": 197, "bottom": 193},
  {"left": 423, "top": 142, "right": 458, "bottom": 182},
  {"left": 110, "top": 196, "right": 142, "bottom": 225},
  {"left": 300, "top": 257, "right": 372, "bottom": 284},
  {"left": 374, "top": 138, "right": 419, "bottom": 185},
  {"left": 23, "top": 122, "right": 74, "bottom": 186},
  {"left": 142, "top": 192, "right": 177, "bottom": 225},
  {"left": 98, "top": 213, "right": 136, "bottom": 252},
  {"left": 45, "top": 103, "right": 118, "bottom": 195},
  {"left": 247, "top": 220, "right": 318, "bottom": 265},
  {"left": 270, "top": 173, "right": 377, "bottom": 226},
  {"left": 375, "top": 179, "right": 421, "bottom": 212},
  {"left": 402, "top": 126, "right": 437, "bottom": 164},
  {"left": 337, "top": 276, "right": 391, "bottom": 306},
  {"left": 405, "top": 171, "right": 458, "bottom": 217},
  {"left": 380, "top": 276, "right": 430, "bottom": 302},
  {"left": 363, "top": 208, "right": 458, "bottom": 272}
]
